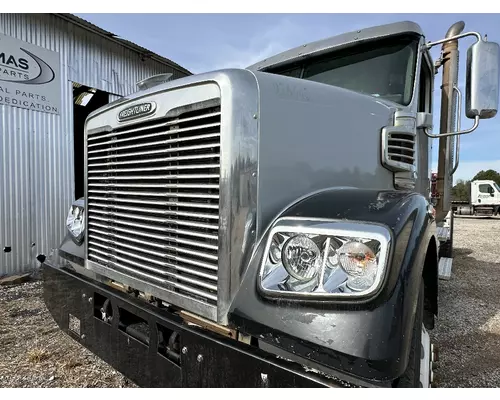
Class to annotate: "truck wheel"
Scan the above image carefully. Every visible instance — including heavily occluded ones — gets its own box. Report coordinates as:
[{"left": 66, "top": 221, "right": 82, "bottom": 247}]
[{"left": 394, "top": 282, "right": 432, "bottom": 388}]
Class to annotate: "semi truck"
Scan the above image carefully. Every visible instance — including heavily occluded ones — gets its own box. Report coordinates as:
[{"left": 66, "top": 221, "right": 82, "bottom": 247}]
[
  {"left": 41, "top": 20, "right": 500, "bottom": 388},
  {"left": 452, "top": 179, "right": 500, "bottom": 216}
]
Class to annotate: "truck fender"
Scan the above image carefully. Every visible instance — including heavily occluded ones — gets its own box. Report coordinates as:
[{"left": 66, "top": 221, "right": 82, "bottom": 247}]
[{"left": 229, "top": 187, "right": 438, "bottom": 383}]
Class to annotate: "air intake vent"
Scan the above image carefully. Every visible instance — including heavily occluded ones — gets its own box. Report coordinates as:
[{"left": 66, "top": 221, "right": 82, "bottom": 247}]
[
  {"left": 85, "top": 99, "right": 221, "bottom": 320},
  {"left": 387, "top": 131, "right": 415, "bottom": 166},
  {"left": 382, "top": 125, "right": 416, "bottom": 172}
]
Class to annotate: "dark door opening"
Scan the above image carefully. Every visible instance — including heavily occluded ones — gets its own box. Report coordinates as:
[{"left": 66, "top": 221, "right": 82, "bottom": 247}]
[{"left": 73, "top": 83, "right": 110, "bottom": 200}]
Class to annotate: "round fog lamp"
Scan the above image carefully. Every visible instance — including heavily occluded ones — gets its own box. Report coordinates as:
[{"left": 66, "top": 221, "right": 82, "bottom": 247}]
[{"left": 282, "top": 235, "right": 321, "bottom": 282}]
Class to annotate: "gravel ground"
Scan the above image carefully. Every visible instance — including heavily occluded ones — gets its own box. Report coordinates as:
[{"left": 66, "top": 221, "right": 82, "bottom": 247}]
[
  {"left": 0, "top": 280, "right": 136, "bottom": 388},
  {"left": 1, "top": 216, "right": 499, "bottom": 388},
  {"left": 429, "top": 216, "right": 500, "bottom": 388}
]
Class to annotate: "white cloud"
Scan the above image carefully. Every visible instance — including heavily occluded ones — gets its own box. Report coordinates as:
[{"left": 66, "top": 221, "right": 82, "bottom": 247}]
[{"left": 189, "top": 18, "right": 332, "bottom": 74}]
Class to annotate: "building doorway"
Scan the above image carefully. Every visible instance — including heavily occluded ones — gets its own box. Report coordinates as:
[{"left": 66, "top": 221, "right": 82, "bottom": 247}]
[{"left": 72, "top": 83, "right": 110, "bottom": 200}]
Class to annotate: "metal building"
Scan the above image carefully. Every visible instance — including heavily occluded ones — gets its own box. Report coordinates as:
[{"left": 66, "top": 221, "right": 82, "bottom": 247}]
[{"left": 0, "top": 13, "right": 192, "bottom": 276}]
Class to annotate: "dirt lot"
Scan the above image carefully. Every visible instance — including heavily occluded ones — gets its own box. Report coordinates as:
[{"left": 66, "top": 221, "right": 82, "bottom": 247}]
[
  {"left": 0, "top": 280, "right": 136, "bottom": 388},
  {"left": 429, "top": 216, "right": 500, "bottom": 388},
  {"left": 1, "top": 216, "right": 500, "bottom": 388}
]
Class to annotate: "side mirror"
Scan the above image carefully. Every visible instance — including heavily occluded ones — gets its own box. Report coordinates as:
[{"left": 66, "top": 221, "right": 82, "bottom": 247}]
[{"left": 466, "top": 39, "right": 500, "bottom": 119}]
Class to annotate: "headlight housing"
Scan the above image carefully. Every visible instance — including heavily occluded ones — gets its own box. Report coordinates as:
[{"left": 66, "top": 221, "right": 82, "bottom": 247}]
[
  {"left": 258, "top": 218, "right": 391, "bottom": 299},
  {"left": 66, "top": 199, "right": 85, "bottom": 244}
]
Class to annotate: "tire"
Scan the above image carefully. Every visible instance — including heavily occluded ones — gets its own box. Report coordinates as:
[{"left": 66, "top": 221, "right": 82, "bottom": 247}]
[{"left": 394, "top": 281, "right": 431, "bottom": 388}]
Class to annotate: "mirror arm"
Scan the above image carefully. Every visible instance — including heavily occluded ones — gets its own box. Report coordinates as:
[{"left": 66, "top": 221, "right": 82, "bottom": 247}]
[
  {"left": 424, "top": 116, "right": 479, "bottom": 139},
  {"left": 425, "top": 31, "right": 482, "bottom": 50},
  {"left": 451, "top": 85, "right": 461, "bottom": 175}
]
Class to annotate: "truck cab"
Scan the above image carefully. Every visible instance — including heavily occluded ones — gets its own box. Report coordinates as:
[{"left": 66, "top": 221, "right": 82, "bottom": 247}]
[
  {"left": 41, "top": 20, "right": 500, "bottom": 388},
  {"left": 471, "top": 180, "right": 500, "bottom": 206},
  {"left": 455, "top": 179, "right": 500, "bottom": 216}
]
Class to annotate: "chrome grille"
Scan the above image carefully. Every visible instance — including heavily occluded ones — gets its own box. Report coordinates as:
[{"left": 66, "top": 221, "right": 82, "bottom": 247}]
[{"left": 86, "top": 100, "right": 221, "bottom": 308}]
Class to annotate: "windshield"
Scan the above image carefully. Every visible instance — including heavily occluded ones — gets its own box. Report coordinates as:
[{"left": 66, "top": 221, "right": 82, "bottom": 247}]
[
  {"left": 494, "top": 183, "right": 500, "bottom": 192},
  {"left": 269, "top": 35, "right": 419, "bottom": 106}
]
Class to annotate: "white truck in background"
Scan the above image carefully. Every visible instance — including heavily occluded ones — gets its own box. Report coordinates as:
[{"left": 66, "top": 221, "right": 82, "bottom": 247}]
[
  {"left": 453, "top": 180, "right": 500, "bottom": 216},
  {"left": 434, "top": 179, "right": 500, "bottom": 275}
]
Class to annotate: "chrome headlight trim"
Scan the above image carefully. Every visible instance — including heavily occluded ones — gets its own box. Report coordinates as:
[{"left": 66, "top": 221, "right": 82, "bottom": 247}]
[{"left": 257, "top": 217, "right": 392, "bottom": 300}]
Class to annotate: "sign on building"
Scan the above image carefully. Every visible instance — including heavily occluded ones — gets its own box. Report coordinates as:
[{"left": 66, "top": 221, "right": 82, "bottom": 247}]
[{"left": 0, "top": 33, "right": 61, "bottom": 115}]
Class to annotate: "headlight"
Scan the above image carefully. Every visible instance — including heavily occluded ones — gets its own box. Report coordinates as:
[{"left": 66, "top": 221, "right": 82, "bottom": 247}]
[
  {"left": 258, "top": 218, "right": 391, "bottom": 299},
  {"left": 66, "top": 200, "right": 85, "bottom": 243},
  {"left": 282, "top": 235, "right": 322, "bottom": 281}
]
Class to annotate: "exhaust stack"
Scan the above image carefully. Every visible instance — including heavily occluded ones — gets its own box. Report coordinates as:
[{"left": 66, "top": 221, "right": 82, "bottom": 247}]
[{"left": 435, "top": 21, "right": 465, "bottom": 222}]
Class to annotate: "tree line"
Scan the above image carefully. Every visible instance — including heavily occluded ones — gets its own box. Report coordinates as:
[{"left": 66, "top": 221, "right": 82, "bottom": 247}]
[{"left": 451, "top": 169, "right": 500, "bottom": 202}]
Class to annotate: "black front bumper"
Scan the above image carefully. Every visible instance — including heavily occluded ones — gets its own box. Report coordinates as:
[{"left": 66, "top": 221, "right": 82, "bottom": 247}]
[{"left": 42, "top": 257, "right": 342, "bottom": 388}]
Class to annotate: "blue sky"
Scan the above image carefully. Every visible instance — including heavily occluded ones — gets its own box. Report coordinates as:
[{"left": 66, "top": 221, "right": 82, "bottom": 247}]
[{"left": 77, "top": 13, "right": 500, "bottom": 182}]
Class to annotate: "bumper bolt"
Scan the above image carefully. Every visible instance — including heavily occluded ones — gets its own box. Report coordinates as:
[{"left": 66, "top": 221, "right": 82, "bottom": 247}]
[
  {"left": 197, "top": 354, "right": 203, "bottom": 363},
  {"left": 181, "top": 347, "right": 188, "bottom": 354}
]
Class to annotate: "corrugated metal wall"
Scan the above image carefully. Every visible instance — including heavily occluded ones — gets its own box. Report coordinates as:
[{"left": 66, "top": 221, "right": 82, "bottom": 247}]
[{"left": 0, "top": 13, "right": 190, "bottom": 276}]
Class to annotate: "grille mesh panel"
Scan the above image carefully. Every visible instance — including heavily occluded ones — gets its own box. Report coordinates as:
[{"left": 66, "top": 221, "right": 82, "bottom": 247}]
[{"left": 86, "top": 100, "right": 221, "bottom": 306}]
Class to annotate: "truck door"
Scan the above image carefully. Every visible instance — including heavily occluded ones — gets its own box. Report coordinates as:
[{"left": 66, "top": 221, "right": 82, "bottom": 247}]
[
  {"left": 477, "top": 183, "right": 496, "bottom": 203},
  {"left": 494, "top": 182, "right": 500, "bottom": 204}
]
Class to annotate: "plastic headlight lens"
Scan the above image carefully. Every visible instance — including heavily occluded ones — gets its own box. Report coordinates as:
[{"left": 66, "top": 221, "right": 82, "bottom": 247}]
[
  {"left": 259, "top": 219, "right": 390, "bottom": 298},
  {"left": 66, "top": 204, "right": 85, "bottom": 242}
]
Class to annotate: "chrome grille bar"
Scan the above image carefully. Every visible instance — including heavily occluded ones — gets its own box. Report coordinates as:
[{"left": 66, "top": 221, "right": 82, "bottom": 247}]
[
  {"left": 88, "top": 196, "right": 219, "bottom": 211},
  {"left": 89, "top": 214, "right": 218, "bottom": 233},
  {"left": 89, "top": 252, "right": 217, "bottom": 301},
  {"left": 88, "top": 123, "right": 220, "bottom": 150},
  {"left": 88, "top": 183, "right": 219, "bottom": 189},
  {"left": 89, "top": 219, "right": 218, "bottom": 240},
  {"left": 88, "top": 154, "right": 220, "bottom": 169},
  {"left": 87, "top": 189, "right": 219, "bottom": 200},
  {"left": 88, "top": 142, "right": 219, "bottom": 161},
  {"left": 88, "top": 173, "right": 219, "bottom": 180},
  {"left": 87, "top": 111, "right": 221, "bottom": 141},
  {"left": 89, "top": 226, "right": 217, "bottom": 251}
]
